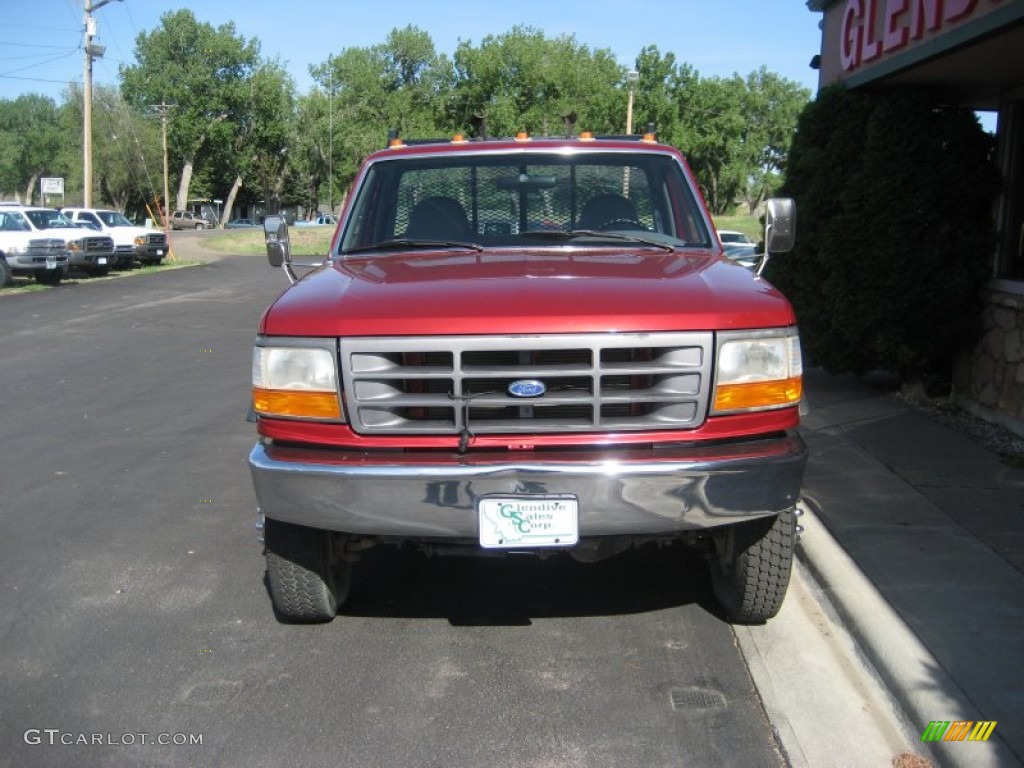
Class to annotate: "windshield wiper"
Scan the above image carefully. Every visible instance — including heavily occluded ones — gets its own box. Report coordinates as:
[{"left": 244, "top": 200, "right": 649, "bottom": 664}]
[
  {"left": 520, "top": 229, "right": 677, "bottom": 253},
  {"left": 343, "top": 238, "right": 484, "bottom": 255}
]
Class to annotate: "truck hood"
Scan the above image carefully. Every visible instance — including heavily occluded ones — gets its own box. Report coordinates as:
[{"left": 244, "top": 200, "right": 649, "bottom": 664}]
[
  {"left": 107, "top": 224, "right": 162, "bottom": 244},
  {"left": 31, "top": 228, "right": 79, "bottom": 244},
  {"left": 260, "top": 248, "right": 797, "bottom": 336}
]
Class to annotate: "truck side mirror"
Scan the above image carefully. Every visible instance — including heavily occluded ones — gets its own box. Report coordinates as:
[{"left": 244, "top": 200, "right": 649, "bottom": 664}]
[
  {"left": 764, "top": 198, "right": 796, "bottom": 254},
  {"left": 264, "top": 215, "right": 291, "bottom": 268}
]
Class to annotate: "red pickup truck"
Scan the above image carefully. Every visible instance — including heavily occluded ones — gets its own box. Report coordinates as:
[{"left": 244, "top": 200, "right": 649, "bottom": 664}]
[{"left": 250, "top": 131, "right": 805, "bottom": 624}]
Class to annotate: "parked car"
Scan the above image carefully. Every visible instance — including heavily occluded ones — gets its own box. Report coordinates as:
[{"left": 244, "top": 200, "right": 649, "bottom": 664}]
[
  {"left": 718, "top": 229, "right": 758, "bottom": 264},
  {"left": 61, "top": 207, "right": 168, "bottom": 267},
  {"left": 171, "top": 210, "right": 209, "bottom": 230},
  {"left": 314, "top": 214, "right": 337, "bottom": 226},
  {"left": 226, "top": 218, "right": 258, "bottom": 229},
  {"left": 718, "top": 229, "right": 754, "bottom": 246}
]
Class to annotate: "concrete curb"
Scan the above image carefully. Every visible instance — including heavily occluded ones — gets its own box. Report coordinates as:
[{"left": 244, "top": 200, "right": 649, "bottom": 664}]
[
  {"left": 735, "top": 558, "right": 921, "bottom": 767},
  {"left": 796, "top": 497, "right": 1019, "bottom": 768}
]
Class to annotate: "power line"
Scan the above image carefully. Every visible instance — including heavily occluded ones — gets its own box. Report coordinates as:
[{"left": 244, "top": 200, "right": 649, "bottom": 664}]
[
  {"left": 0, "top": 73, "right": 77, "bottom": 85},
  {"left": 0, "top": 41, "right": 80, "bottom": 50},
  {"left": 0, "top": 49, "right": 79, "bottom": 78},
  {"left": 1, "top": 23, "right": 80, "bottom": 34}
]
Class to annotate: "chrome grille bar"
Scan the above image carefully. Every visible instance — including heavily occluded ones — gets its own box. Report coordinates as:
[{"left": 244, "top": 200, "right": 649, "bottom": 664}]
[{"left": 340, "top": 333, "right": 713, "bottom": 435}]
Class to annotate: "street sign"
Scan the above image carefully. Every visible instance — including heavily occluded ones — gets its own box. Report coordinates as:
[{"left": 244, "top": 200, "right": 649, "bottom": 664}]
[{"left": 41, "top": 178, "right": 64, "bottom": 195}]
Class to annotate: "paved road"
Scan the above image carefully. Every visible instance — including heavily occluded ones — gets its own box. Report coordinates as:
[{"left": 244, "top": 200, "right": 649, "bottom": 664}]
[{"left": 0, "top": 254, "right": 785, "bottom": 767}]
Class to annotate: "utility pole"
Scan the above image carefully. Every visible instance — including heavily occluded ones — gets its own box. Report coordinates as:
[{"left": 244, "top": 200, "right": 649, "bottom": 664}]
[
  {"left": 625, "top": 70, "right": 639, "bottom": 135},
  {"left": 149, "top": 102, "right": 176, "bottom": 230},
  {"left": 82, "top": 0, "right": 122, "bottom": 207},
  {"left": 328, "top": 55, "right": 334, "bottom": 214}
]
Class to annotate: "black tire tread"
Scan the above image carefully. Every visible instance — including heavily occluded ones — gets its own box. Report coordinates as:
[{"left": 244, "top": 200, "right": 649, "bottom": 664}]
[
  {"left": 710, "top": 509, "right": 795, "bottom": 623},
  {"left": 35, "top": 270, "right": 62, "bottom": 286},
  {"left": 265, "top": 519, "right": 341, "bottom": 623}
]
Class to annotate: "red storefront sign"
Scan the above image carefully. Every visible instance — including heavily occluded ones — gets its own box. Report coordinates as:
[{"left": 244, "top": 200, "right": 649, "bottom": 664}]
[{"left": 839, "top": 0, "right": 1004, "bottom": 71}]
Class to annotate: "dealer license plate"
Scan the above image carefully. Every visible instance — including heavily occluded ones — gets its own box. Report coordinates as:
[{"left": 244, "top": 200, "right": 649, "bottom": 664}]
[
  {"left": 155, "top": 249, "right": 164, "bottom": 256},
  {"left": 98, "top": 257, "right": 107, "bottom": 265},
  {"left": 46, "top": 254, "right": 57, "bottom": 269},
  {"left": 478, "top": 496, "right": 579, "bottom": 549}
]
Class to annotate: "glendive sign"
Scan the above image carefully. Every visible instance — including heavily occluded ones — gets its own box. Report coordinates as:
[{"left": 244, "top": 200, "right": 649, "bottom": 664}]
[{"left": 840, "top": 0, "right": 1004, "bottom": 71}]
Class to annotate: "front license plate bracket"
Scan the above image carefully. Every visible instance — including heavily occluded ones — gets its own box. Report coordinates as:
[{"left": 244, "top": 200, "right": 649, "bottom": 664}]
[{"left": 478, "top": 495, "right": 579, "bottom": 549}]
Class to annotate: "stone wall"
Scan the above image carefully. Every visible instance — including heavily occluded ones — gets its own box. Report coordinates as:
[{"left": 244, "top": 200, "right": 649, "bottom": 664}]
[{"left": 954, "top": 286, "right": 1024, "bottom": 436}]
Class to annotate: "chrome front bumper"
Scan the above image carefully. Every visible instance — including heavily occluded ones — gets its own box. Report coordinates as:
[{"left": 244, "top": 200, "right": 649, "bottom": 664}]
[{"left": 249, "top": 433, "right": 807, "bottom": 538}]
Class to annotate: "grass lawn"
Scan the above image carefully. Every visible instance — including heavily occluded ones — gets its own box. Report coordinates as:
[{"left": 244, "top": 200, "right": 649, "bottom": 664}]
[
  {"left": 204, "top": 226, "right": 334, "bottom": 256},
  {"left": 0, "top": 261, "right": 200, "bottom": 297},
  {"left": 712, "top": 214, "right": 762, "bottom": 242}
]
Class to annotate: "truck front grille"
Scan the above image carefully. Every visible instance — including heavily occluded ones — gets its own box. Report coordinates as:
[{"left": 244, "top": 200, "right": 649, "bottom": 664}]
[
  {"left": 27, "top": 239, "right": 67, "bottom": 261},
  {"left": 81, "top": 236, "right": 114, "bottom": 253},
  {"left": 146, "top": 233, "right": 167, "bottom": 245},
  {"left": 339, "top": 333, "right": 713, "bottom": 435}
]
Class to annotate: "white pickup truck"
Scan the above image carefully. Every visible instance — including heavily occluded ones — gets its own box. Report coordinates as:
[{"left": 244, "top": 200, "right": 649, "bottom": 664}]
[
  {"left": 61, "top": 207, "right": 168, "bottom": 267},
  {"left": 0, "top": 205, "right": 71, "bottom": 286}
]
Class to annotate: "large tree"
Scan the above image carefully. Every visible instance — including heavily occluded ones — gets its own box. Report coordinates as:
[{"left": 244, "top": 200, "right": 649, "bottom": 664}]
[
  {"left": 217, "top": 61, "right": 294, "bottom": 223},
  {"left": 0, "top": 94, "right": 68, "bottom": 204},
  {"left": 451, "top": 26, "right": 622, "bottom": 137},
  {"left": 740, "top": 67, "right": 811, "bottom": 210},
  {"left": 119, "top": 9, "right": 262, "bottom": 213},
  {"left": 58, "top": 84, "right": 163, "bottom": 213},
  {"left": 308, "top": 26, "right": 453, "bottom": 207}
]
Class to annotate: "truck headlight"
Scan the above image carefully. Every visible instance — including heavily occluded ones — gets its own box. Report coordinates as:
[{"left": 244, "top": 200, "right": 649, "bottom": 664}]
[
  {"left": 712, "top": 330, "right": 802, "bottom": 413},
  {"left": 134, "top": 235, "right": 146, "bottom": 246},
  {"left": 252, "top": 343, "right": 342, "bottom": 420},
  {"left": 67, "top": 240, "right": 82, "bottom": 252}
]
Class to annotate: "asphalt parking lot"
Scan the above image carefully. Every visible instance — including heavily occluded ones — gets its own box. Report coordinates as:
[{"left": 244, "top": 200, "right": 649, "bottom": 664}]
[{"left": 1, "top": 252, "right": 791, "bottom": 767}]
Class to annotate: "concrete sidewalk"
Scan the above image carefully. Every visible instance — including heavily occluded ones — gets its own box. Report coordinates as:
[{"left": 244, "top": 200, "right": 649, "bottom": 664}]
[{"left": 796, "top": 368, "right": 1024, "bottom": 767}]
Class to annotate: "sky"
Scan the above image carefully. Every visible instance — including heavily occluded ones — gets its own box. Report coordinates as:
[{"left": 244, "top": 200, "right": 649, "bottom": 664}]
[{"left": 0, "top": 1, "right": 825, "bottom": 103}]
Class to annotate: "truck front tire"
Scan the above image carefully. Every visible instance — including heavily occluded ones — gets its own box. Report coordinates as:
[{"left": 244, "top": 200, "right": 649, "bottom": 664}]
[
  {"left": 709, "top": 509, "right": 795, "bottom": 624},
  {"left": 265, "top": 518, "right": 350, "bottom": 623},
  {"left": 35, "top": 269, "right": 62, "bottom": 286},
  {"left": 0, "top": 258, "right": 11, "bottom": 287}
]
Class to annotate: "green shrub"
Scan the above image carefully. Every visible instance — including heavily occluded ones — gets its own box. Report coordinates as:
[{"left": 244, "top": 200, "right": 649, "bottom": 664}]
[{"left": 767, "top": 85, "right": 999, "bottom": 387}]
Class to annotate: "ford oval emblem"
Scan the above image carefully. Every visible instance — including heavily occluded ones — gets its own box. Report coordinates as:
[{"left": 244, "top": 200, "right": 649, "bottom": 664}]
[{"left": 508, "top": 379, "right": 546, "bottom": 398}]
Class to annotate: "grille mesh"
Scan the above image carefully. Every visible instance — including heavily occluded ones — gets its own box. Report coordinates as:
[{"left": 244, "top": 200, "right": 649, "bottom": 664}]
[{"left": 339, "top": 333, "right": 712, "bottom": 435}]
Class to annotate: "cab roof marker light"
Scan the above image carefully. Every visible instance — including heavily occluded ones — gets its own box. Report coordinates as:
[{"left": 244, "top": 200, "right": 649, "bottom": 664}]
[
  {"left": 515, "top": 131, "right": 531, "bottom": 141},
  {"left": 579, "top": 131, "right": 595, "bottom": 141},
  {"left": 387, "top": 129, "right": 404, "bottom": 149},
  {"left": 451, "top": 133, "right": 467, "bottom": 143}
]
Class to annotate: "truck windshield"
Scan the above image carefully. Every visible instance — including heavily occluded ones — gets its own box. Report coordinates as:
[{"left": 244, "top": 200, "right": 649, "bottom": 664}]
[
  {"left": 338, "top": 151, "right": 713, "bottom": 256},
  {"left": 26, "top": 210, "right": 74, "bottom": 230},
  {"left": 98, "top": 211, "right": 135, "bottom": 227}
]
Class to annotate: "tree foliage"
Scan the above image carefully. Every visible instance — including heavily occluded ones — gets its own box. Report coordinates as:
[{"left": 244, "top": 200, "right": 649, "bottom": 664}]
[
  {"left": 58, "top": 84, "right": 163, "bottom": 213},
  {"left": 119, "top": 9, "right": 266, "bottom": 210},
  {"left": 0, "top": 94, "right": 66, "bottom": 204},
  {"left": 450, "top": 26, "right": 623, "bottom": 136},
  {"left": 2, "top": 19, "right": 809, "bottom": 221},
  {"left": 766, "top": 85, "right": 999, "bottom": 385}
]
